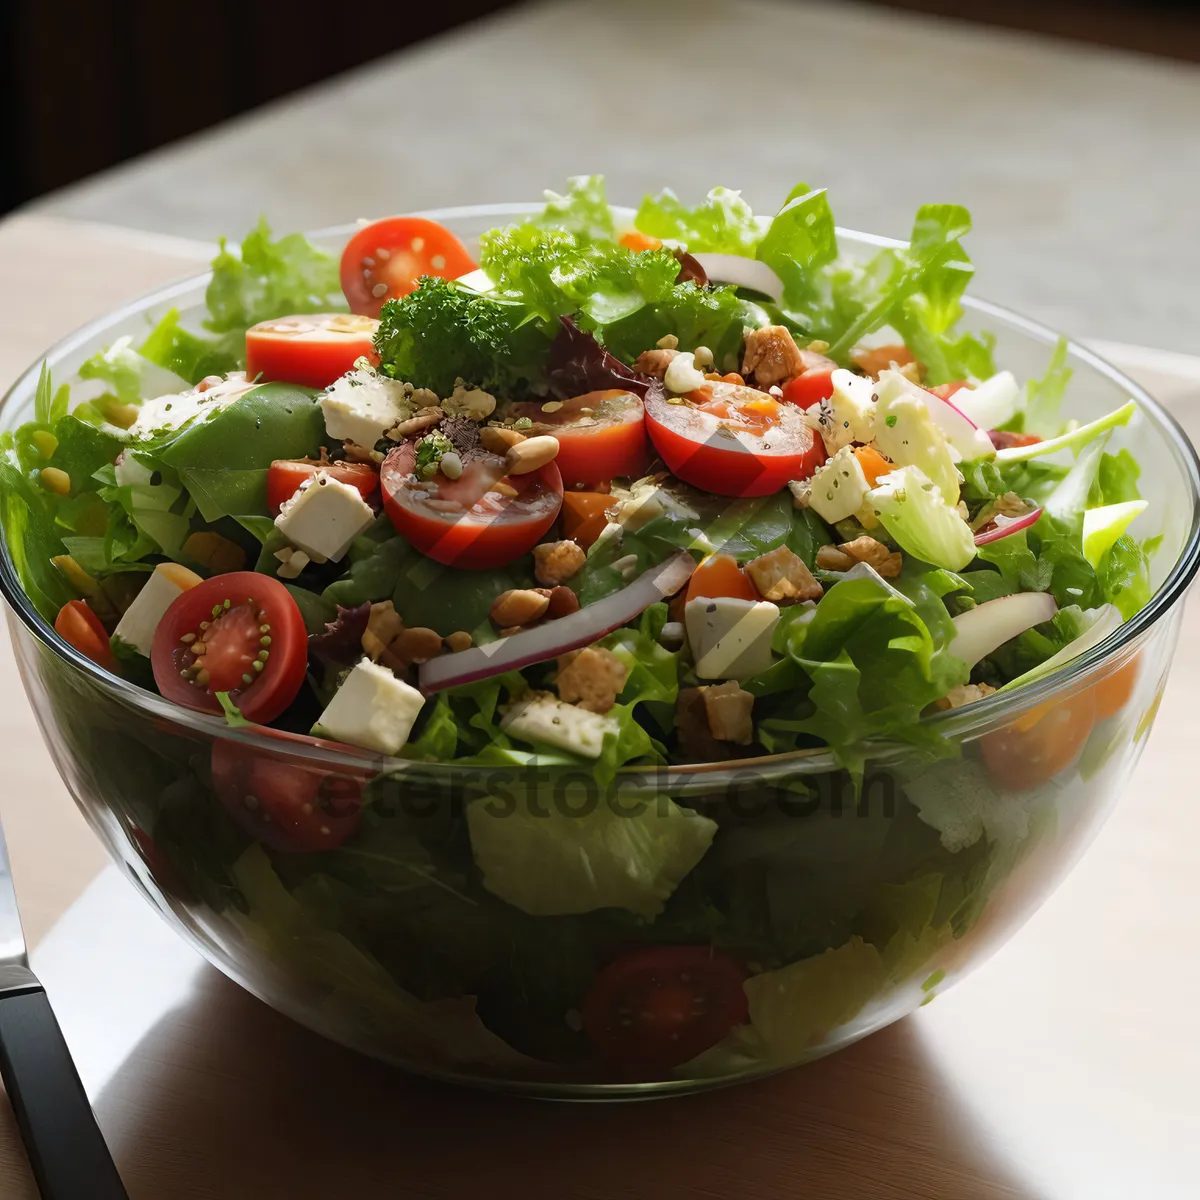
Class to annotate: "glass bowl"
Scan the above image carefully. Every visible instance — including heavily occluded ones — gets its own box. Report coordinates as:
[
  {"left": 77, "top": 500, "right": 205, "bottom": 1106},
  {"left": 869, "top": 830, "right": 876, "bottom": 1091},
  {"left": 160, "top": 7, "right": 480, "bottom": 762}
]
[{"left": 2, "top": 207, "right": 1197, "bottom": 1099}]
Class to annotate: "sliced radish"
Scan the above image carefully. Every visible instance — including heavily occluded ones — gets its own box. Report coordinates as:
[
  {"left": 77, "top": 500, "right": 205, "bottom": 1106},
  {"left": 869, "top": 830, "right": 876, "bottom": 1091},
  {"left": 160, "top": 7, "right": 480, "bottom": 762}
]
[
  {"left": 690, "top": 254, "right": 784, "bottom": 301},
  {"left": 974, "top": 506, "right": 1043, "bottom": 546},
  {"left": 950, "top": 591, "right": 1058, "bottom": 668},
  {"left": 418, "top": 551, "right": 696, "bottom": 694},
  {"left": 919, "top": 387, "right": 996, "bottom": 461},
  {"left": 950, "top": 371, "right": 1021, "bottom": 431},
  {"left": 996, "top": 604, "right": 1122, "bottom": 694}
]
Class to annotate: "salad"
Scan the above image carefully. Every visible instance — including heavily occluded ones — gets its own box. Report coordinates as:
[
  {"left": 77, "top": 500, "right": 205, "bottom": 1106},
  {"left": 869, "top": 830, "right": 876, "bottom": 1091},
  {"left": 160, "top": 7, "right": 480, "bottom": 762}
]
[{"left": 0, "top": 177, "right": 1159, "bottom": 1080}]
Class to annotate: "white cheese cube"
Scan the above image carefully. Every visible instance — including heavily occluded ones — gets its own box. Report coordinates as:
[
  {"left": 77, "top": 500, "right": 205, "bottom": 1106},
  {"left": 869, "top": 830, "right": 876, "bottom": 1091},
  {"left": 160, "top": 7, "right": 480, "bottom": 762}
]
[
  {"left": 500, "top": 692, "right": 618, "bottom": 759},
  {"left": 274, "top": 471, "right": 376, "bottom": 563},
  {"left": 815, "top": 369, "right": 876, "bottom": 453},
  {"left": 113, "top": 562, "right": 204, "bottom": 656},
  {"left": 686, "top": 597, "right": 780, "bottom": 681},
  {"left": 312, "top": 658, "right": 425, "bottom": 755},
  {"left": 808, "top": 446, "right": 871, "bottom": 524},
  {"left": 321, "top": 369, "right": 413, "bottom": 448}
]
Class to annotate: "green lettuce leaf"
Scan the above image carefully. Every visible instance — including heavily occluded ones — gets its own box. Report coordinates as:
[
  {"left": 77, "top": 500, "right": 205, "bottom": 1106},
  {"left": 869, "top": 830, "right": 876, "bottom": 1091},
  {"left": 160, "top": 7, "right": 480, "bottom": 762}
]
[
  {"left": 1022, "top": 335, "right": 1072, "bottom": 434},
  {"left": 536, "top": 175, "right": 616, "bottom": 242},
  {"left": 634, "top": 186, "right": 760, "bottom": 254},
  {"left": 465, "top": 789, "right": 717, "bottom": 919}
]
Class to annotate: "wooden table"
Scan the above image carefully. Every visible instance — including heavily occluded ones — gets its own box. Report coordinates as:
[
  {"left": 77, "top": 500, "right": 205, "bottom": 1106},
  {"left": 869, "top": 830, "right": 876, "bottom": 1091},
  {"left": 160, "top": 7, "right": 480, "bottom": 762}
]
[{"left": 1, "top": 213, "right": 1199, "bottom": 1200}]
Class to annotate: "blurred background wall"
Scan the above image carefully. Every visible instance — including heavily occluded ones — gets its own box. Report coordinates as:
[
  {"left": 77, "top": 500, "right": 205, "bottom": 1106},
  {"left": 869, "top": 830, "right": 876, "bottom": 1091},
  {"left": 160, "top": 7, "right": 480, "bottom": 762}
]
[{"left": 3, "top": 0, "right": 1198, "bottom": 214}]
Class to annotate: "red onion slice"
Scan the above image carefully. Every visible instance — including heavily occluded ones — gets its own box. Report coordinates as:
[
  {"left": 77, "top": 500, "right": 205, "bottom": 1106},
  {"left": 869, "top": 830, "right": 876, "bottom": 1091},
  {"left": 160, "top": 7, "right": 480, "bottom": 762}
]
[
  {"left": 920, "top": 386, "right": 996, "bottom": 461},
  {"left": 974, "top": 505, "right": 1043, "bottom": 545},
  {"left": 951, "top": 591, "right": 1059, "bottom": 668},
  {"left": 418, "top": 550, "right": 696, "bottom": 694},
  {"left": 690, "top": 253, "right": 784, "bottom": 301}
]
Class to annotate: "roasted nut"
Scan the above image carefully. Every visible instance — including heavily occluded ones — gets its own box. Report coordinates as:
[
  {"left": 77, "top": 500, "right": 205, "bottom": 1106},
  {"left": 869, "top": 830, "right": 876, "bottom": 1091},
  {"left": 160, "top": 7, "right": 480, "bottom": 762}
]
[
  {"left": 555, "top": 647, "right": 629, "bottom": 714},
  {"left": 391, "top": 626, "right": 444, "bottom": 665},
  {"left": 835, "top": 535, "right": 903, "bottom": 578},
  {"left": 533, "top": 539, "right": 587, "bottom": 586},
  {"left": 701, "top": 680, "right": 755, "bottom": 744},
  {"left": 390, "top": 408, "right": 444, "bottom": 438},
  {"left": 633, "top": 347, "right": 680, "bottom": 378},
  {"left": 741, "top": 325, "right": 805, "bottom": 386},
  {"left": 480, "top": 425, "right": 527, "bottom": 454},
  {"left": 935, "top": 682, "right": 998, "bottom": 712},
  {"left": 487, "top": 481, "right": 519, "bottom": 499},
  {"left": 505, "top": 435, "right": 560, "bottom": 475},
  {"left": 367, "top": 601, "right": 405, "bottom": 646},
  {"left": 546, "top": 586, "right": 580, "bottom": 618},
  {"left": 444, "top": 630, "right": 473, "bottom": 652},
  {"left": 744, "top": 545, "right": 822, "bottom": 604},
  {"left": 816, "top": 544, "right": 855, "bottom": 571},
  {"left": 490, "top": 588, "right": 551, "bottom": 627}
]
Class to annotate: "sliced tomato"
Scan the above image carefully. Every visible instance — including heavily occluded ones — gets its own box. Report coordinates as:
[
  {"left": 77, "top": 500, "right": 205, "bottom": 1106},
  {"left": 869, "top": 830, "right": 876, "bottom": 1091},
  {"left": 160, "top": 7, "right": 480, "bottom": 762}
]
[
  {"left": 929, "top": 381, "right": 971, "bottom": 401},
  {"left": 340, "top": 217, "right": 476, "bottom": 318},
  {"left": 211, "top": 729, "right": 367, "bottom": 853},
  {"left": 980, "top": 689, "right": 1096, "bottom": 791},
  {"left": 685, "top": 553, "right": 757, "bottom": 604},
  {"left": 266, "top": 458, "right": 379, "bottom": 514},
  {"left": 245, "top": 313, "right": 378, "bottom": 389},
  {"left": 583, "top": 946, "right": 749, "bottom": 1073},
  {"left": 54, "top": 599, "right": 114, "bottom": 669},
  {"left": 561, "top": 490, "right": 612, "bottom": 548},
  {"left": 854, "top": 445, "right": 893, "bottom": 488},
  {"left": 644, "top": 380, "right": 825, "bottom": 497},
  {"left": 150, "top": 573, "right": 308, "bottom": 723},
  {"left": 502, "top": 390, "right": 647, "bottom": 487},
  {"left": 381, "top": 442, "right": 563, "bottom": 569}
]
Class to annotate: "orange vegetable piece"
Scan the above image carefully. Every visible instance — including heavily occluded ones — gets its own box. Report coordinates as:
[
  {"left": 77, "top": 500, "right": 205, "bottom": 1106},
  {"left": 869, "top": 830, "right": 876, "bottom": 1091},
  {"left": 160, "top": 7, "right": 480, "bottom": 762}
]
[
  {"left": 54, "top": 599, "right": 114, "bottom": 669},
  {"left": 619, "top": 231, "right": 664, "bottom": 253},
  {"left": 980, "top": 689, "right": 1096, "bottom": 791},
  {"left": 854, "top": 446, "right": 893, "bottom": 488},
  {"left": 685, "top": 554, "right": 758, "bottom": 604},
  {"left": 1091, "top": 653, "right": 1141, "bottom": 721}
]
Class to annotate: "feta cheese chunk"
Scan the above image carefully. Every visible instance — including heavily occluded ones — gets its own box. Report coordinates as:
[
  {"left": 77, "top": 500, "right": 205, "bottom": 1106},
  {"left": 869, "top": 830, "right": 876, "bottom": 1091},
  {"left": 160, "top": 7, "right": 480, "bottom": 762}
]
[
  {"left": 274, "top": 471, "right": 375, "bottom": 563},
  {"left": 113, "top": 562, "right": 204, "bottom": 656},
  {"left": 686, "top": 597, "right": 780, "bottom": 681},
  {"left": 814, "top": 369, "right": 876, "bottom": 453},
  {"left": 312, "top": 658, "right": 425, "bottom": 755},
  {"left": 500, "top": 692, "right": 618, "bottom": 759},
  {"left": 321, "top": 369, "right": 414, "bottom": 448},
  {"left": 808, "top": 446, "right": 871, "bottom": 524}
]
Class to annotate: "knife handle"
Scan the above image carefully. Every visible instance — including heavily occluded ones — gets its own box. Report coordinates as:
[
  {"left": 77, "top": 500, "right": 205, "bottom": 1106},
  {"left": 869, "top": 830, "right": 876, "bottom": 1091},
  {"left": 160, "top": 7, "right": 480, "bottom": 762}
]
[{"left": 0, "top": 987, "right": 127, "bottom": 1199}]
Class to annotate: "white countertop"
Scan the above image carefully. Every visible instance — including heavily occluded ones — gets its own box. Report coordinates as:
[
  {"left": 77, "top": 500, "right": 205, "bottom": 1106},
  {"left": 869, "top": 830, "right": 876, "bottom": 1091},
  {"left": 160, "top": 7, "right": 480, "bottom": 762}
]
[{"left": 28, "top": 0, "right": 1200, "bottom": 356}]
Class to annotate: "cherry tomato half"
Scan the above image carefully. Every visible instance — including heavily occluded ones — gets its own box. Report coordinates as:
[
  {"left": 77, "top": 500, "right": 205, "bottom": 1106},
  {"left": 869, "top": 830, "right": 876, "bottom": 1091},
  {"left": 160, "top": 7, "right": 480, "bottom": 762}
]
[
  {"left": 644, "top": 380, "right": 825, "bottom": 497},
  {"left": 211, "top": 729, "right": 368, "bottom": 853},
  {"left": 54, "top": 599, "right": 114, "bottom": 669},
  {"left": 502, "top": 390, "right": 648, "bottom": 488},
  {"left": 583, "top": 945, "right": 749, "bottom": 1073},
  {"left": 779, "top": 349, "right": 839, "bottom": 410},
  {"left": 151, "top": 573, "right": 308, "bottom": 723},
  {"left": 380, "top": 442, "right": 563, "bottom": 569},
  {"left": 245, "top": 313, "right": 378, "bottom": 390},
  {"left": 685, "top": 553, "right": 758, "bottom": 604},
  {"left": 1090, "top": 653, "right": 1141, "bottom": 721},
  {"left": 340, "top": 217, "right": 476, "bottom": 318},
  {"left": 980, "top": 689, "right": 1096, "bottom": 791},
  {"left": 266, "top": 458, "right": 379, "bottom": 515}
]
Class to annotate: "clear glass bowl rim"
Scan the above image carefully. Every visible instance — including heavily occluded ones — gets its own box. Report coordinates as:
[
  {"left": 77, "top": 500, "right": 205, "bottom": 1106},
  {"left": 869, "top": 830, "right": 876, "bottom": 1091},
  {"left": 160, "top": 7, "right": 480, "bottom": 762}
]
[{"left": 2, "top": 202, "right": 1197, "bottom": 784}]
